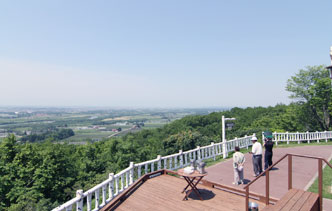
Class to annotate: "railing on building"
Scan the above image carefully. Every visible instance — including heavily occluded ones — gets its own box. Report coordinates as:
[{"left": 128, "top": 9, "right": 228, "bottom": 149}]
[
  {"left": 263, "top": 131, "right": 332, "bottom": 145},
  {"left": 52, "top": 134, "right": 255, "bottom": 211}
]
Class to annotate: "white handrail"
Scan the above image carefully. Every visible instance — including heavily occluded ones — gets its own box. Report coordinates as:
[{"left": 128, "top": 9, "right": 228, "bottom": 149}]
[
  {"left": 52, "top": 133, "right": 255, "bottom": 211},
  {"left": 263, "top": 131, "right": 332, "bottom": 146}
]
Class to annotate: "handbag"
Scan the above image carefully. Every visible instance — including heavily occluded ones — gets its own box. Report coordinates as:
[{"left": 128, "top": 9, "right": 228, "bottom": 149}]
[{"left": 237, "top": 164, "right": 244, "bottom": 171}]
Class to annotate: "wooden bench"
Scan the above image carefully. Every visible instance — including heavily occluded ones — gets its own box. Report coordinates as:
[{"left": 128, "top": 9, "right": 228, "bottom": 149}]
[{"left": 263, "top": 189, "right": 319, "bottom": 211}]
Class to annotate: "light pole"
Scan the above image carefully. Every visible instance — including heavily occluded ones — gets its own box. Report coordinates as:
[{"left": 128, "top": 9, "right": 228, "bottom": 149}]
[
  {"left": 222, "top": 115, "right": 236, "bottom": 158},
  {"left": 327, "top": 46, "right": 332, "bottom": 85}
]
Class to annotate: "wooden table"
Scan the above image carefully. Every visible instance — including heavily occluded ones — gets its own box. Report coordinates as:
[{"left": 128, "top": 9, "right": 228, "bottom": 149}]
[{"left": 177, "top": 169, "right": 207, "bottom": 201}]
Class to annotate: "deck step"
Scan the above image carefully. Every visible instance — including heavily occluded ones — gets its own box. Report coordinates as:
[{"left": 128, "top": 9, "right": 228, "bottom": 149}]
[{"left": 262, "top": 189, "right": 319, "bottom": 211}]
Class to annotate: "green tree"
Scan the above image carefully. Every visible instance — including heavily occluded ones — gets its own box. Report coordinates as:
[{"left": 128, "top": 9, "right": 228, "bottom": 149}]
[{"left": 286, "top": 65, "right": 332, "bottom": 130}]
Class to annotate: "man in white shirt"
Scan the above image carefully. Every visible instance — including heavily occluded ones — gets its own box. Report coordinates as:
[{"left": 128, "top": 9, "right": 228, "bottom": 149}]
[{"left": 249, "top": 136, "right": 262, "bottom": 177}]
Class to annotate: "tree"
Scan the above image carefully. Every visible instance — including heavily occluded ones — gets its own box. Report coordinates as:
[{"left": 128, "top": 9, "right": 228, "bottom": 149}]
[{"left": 286, "top": 65, "right": 332, "bottom": 130}]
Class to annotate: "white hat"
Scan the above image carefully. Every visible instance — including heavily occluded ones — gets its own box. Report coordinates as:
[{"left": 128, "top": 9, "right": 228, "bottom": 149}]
[{"left": 251, "top": 136, "right": 257, "bottom": 141}]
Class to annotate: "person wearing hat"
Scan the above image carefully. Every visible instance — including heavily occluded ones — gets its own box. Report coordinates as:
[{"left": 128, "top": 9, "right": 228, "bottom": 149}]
[
  {"left": 263, "top": 131, "right": 274, "bottom": 170},
  {"left": 249, "top": 136, "right": 262, "bottom": 177}
]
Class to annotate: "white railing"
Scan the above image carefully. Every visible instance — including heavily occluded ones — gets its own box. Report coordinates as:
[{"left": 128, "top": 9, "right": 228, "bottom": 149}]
[
  {"left": 263, "top": 131, "right": 332, "bottom": 146},
  {"left": 52, "top": 134, "right": 255, "bottom": 211}
]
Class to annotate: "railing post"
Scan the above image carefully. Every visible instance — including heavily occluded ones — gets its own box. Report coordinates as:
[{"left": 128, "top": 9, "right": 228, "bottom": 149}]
[
  {"left": 245, "top": 187, "right": 249, "bottom": 211},
  {"left": 288, "top": 154, "right": 292, "bottom": 190},
  {"left": 286, "top": 131, "right": 289, "bottom": 145},
  {"left": 109, "top": 173, "right": 114, "bottom": 200},
  {"left": 266, "top": 170, "right": 269, "bottom": 205},
  {"left": 129, "top": 162, "right": 134, "bottom": 185},
  {"left": 76, "top": 190, "right": 83, "bottom": 211},
  {"left": 245, "top": 135, "right": 249, "bottom": 149},
  {"left": 87, "top": 192, "right": 92, "bottom": 211},
  {"left": 274, "top": 132, "right": 278, "bottom": 146},
  {"left": 95, "top": 190, "right": 99, "bottom": 210},
  {"left": 325, "top": 130, "right": 328, "bottom": 143},
  {"left": 307, "top": 131, "right": 310, "bottom": 144},
  {"left": 211, "top": 142, "right": 216, "bottom": 161},
  {"left": 318, "top": 159, "right": 323, "bottom": 211},
  {"left": 297, "top": 131, "right": 300, "bottom": 144},
  {"left": 316, "top": 131, "right": 319, "bottom": 143},
  {"left": 102, "top": 184, "right": 107, "bottom": 206},
  {"left": 197, "top": 146, "right": 201, "bottom": 160},
  {"left": 178, "top": 151, "right": 183, "bottom": 168},
  {"left": 138, "top": 165, "right": 142, "bottom": 178},
  {"left": 157, "top": 155, "right": 162, "bottom": 170}
]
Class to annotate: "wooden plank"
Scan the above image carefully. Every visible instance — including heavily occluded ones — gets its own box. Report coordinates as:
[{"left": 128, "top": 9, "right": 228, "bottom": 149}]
[
  {"left": 263, "top": 189, "right": 297, "bottom": 210},
  {"left": 262, "top": 190, "right": 319, "bottom": 211},
  {"left": 300, "top": 192, "right": 319, "bottom": 211},
  {"left": 289, "top": 191, "right": 311, "bottom": 211},
  {"left": 113, "top": 174, "right": 266, "bottom": 211},
  {"left": 280, "top": 190, "right": 304, "bottom": 211}
]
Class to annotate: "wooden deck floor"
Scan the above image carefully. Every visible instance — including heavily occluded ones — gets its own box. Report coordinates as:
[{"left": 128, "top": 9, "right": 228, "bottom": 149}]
[{"left": 113, "top": 174, "right": 265, "bottom": 211}]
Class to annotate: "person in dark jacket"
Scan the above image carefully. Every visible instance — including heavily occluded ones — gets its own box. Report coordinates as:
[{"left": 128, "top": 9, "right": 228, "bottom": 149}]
[{"left": 263, "top": 131, "right": 274, "bottom": 170}]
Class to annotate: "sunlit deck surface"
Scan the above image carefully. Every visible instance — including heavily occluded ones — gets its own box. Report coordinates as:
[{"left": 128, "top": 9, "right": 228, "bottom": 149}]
[{"left": 104, "top": 173, "right": 265, "bottom": 211}]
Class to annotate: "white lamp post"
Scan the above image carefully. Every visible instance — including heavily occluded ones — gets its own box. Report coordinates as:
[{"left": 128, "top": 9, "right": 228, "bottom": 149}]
[
  {"left": 222, "top": 115, "right": 236, "bottom": 158},
  {"left": 327, "top": 46, "right": 332, "bottom": 85}
]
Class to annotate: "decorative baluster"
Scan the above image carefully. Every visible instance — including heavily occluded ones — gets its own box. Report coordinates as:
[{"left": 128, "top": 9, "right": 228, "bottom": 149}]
[
  {"left": 125, "top": 171, "right": 129, "bottom": 188},
  {"left": 170, "top": 158, "right": 173, "bottom": 170},
  {"left": 197, "top": 146, "right": 201, "bottom": 160},
  {"left": 174, "top": 155, "right": 178, "bottom": 169},
  {"left": 325, "top": 131, "right": 328, "bottom": 143},
  {"left": 179, "top": 150, "right": 183, "bottom": 168},
  {"left": 184, "top": 153, "right": 188, "bottom": 165},
  {"left": 120, "top": 174, "right": 124, "bottom": 192},
  {"left": 95, "top": 190, "right": 99, "bottom": 210},
  {"left": 138, "top": 165, "right": 141, "bottom": 178},
  {"left": 129, "top": 162, "right": 134, "bottom": 185},
  {"left": 307, "top": 131, "right": 310, "bottom": 144},
  {"left": 163, "top": 158, "right": 167, "bottom": 169},
  {"left": 109, "top": 173, "right": 114, "bottom": 201},
  {"left": 115, "top": 176, "right": 119, "bottom": 195},
  {"left": 145, "top": 163, "right": 148, "bottom": 174},
  {"left": 316, "top": 131, "right": 319, "bottom": 143},
  {"left": 193, "top": 149, "right": 197, "bottom": 160},
  {"left": 157, "top": 156, "right": 161, "bottom": 170},
  {"left": 86, "top": 192, "right": 92, "bottom": 211},
  {"left": 211, "top": 142, "right": 215, "bottom": 160},
  {"left": 102, "top": 185, "right": 106, "bottom": 206},
  {"left": 76, "top": 190, "right": 83, "bottom": 211},
  {"left": 151, "top": 161, "right": 154, "bottom": 172}
]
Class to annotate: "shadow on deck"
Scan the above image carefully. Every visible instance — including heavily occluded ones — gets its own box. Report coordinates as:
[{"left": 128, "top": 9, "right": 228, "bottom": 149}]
[{"left": 100, "top": 170, "right": 268, "bottom": 211}]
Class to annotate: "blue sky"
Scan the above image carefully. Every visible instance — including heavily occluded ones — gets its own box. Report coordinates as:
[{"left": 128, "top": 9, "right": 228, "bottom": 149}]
[{"left": 0, "top": 1, "right": 331, "bottom": 108}]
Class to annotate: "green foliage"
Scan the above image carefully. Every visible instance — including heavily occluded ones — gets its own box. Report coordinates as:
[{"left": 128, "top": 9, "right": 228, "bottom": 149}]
[
  {"left": 286, "top": 65, "right": 332, "bottom": 130},
  {"left": 20, "top": 129, "right": 75, "bottom": 143}
]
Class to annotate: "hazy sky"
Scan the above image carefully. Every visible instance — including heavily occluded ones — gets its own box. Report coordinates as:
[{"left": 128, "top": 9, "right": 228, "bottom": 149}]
[{"left": 0, "top": 1, "right": 331, "bottom": 108}]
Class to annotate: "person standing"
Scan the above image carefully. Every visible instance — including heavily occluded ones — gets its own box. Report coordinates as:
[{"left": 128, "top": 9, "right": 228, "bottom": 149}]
[
  {"left": 249, "top": 136, "right": 262, "bottom": 177},
  {"left": 232, "top": 146, "right": 245, "bottom": 185},
  {"left": 263, "top": 132, "right": 274, "bottom": 170}
]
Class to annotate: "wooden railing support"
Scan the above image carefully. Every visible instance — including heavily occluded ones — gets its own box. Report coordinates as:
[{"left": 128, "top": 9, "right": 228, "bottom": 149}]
[
  {"left": 288, "top": 154, "right": 292, "bottom": 190},
  {"left": 265, "top": 170, "right": 269, "bottom": 205},
  {"left": 245, "top": 187, "right": 249, "bottom": 211},
  {"left": 318, "top": 159, "right": 323, "bottom": 211}
]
